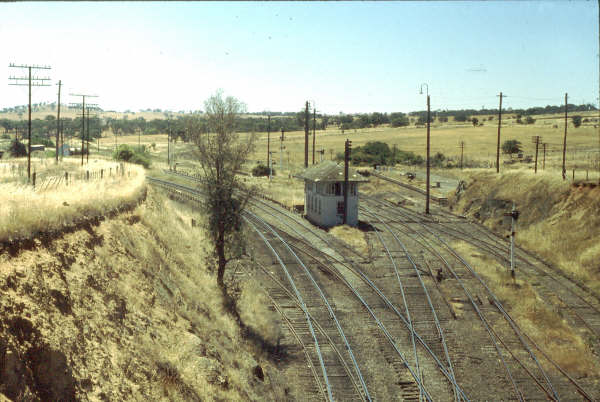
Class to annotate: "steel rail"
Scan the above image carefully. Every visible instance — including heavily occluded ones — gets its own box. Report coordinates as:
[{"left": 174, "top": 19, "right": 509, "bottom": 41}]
[
  {"left": 377, "top": 196, "right": 600, "bottom": 340},
  {"left": 355, "top": 208, "right": 423, "bottom": 399},
  {"left": 363, "top": 199, "right": 583, "bottom": 401},
  {"left": 245, "top": 210, "right": 372, "bottom": 402},
  {"left": 243, "top": 216, "right": 335, "bottom": 402},
  {"left": 361, "top": 206, "right": 459, "bottom": 401},
  {"left": 362, "top": 203, "right": 562, "bottom": 401},
  {"left": 146, "top": 175, "right": 468, "bottom": 401},
  {"left": 254, "top": 259, "right": 364, "bottom": 401},
  {"left": 263, "top": 288, "right": 328, "bottom": 400},
  {"left": 359, "top": 201, "right": 524, "bottom": 401}
]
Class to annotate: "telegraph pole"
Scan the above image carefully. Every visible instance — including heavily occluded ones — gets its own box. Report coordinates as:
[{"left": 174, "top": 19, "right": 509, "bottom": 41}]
[
  {"left": 496, "top": 92, "right": 504, "bottom": 173},
  {"left": 86, "top": 106, "right": 91, "bottom": 163},
  {"left": 56, "top": 80, "right": 62, "bottom": 162},
  {"left": 459, "top": 141, "right": 465, "bottom": 170},
  {"left": 280, "top": 128, "right": 284, "bottom": 172},
  {"left": 70, "top": 94, "right": 98, "bottom": 166},
  {"left": 562, "top": 93, "right": 568, "bottom": 180},
  {"left": 532, "top": 136, "right": 541, "bottom": 173},
  {"left": 267, "top": 115, "right": 271, "bottom": 171},
  {"left": 542, "top": 143, "right": 547, "bottom": 170},
  {"left": 312, "top": 103, "right": 316, "bottom": 165},
  {"left": 8, "top": 63, "right": 52, "bottom": 182},
  {"left": 304, "top": 101, "right": 309, "bottom": 168},
  {"left": 343, "top": 139, "right": 351, "bottom": 225},
  {"left": 420, "top": 83, "right": 431, "bottom": 214},
  {"left": 167, "top": 115, "right": 171, "bottom": 167}
]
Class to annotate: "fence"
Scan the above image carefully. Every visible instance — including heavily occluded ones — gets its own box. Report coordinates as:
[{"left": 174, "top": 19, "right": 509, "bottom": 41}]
[{"left": 1, "top": 162, "right": 137, "bottom": 193}]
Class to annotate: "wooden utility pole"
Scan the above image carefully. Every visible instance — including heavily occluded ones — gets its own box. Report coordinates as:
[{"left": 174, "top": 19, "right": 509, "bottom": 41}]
[
  {"left": 56, "top": 80, "right": 62, "bottom": 162},
  {"left": 459, "top": 141, "right": 465, "bottom": 170},
  {"left": 312, "top": 104, "right": 316, "bottom": 165},
  {"left": 343, "top": 139, "right": 351, "bottom": 225},
  {"left": 562, "top": 93, "right": 568, "bottom": 180},
  {"left": 167, "top": 115, "right": 171, "bottom": 167},
  {"left": 280, "top": 128, "right": 284, "bottom": 172},
  {"left": 532, "top": 136, "right": 541, "bottom": 173},
  {"left": 304, "top": 101, "right": 309, "bottom": 168},
  {"left": 426, "top": 94, "right": 431, "bottom": 215},
  {"left": 69, "top": 93, "right": 98, "bottom": 166},
  {"left": 8, "top": 63, "right": 52, "bottom": 182},
  {"left": 86, "top": 107, "right": 91, "bottom": 164},
  {"left": 267, "top": 115, "right": 271, "bottom": 169},
  {"left": 542, "top": 143, "right": 547, "bottom": 170},
  {"left": 496, "top": 92, "right": 504, "bottom": 173}
]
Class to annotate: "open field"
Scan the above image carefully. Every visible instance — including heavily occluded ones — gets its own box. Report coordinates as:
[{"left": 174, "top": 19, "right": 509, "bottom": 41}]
[
  {"left": 0, "top": 159, "right": 145, "bottom": 242},
  {"left": 92, "top": 110, "right": 600, "bottom": 183}
]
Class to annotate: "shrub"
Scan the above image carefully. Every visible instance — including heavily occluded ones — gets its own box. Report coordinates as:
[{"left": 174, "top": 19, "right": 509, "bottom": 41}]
[
  {"left": 251, "top": 164, "right": 274, "bottom": 177},
  {"left": 113, "top": 145, "right": 135, "bottom": 162},
  {"left": 438, "top": 116, "right": 449, "bottom": 123},
  {"left": 471, "top": 117, "right": 479, "bottom": 126},
  {"left": 1, "top": 133, "right": 10, "bottom": 140},
  {"left": 9, "top": 139, "right": 27, "bottom": 157},
  {"left": 113, "top": 144, "right": 151, "bottom": 168},
  {"left": 572, "top": 115, "right": 582, "bottom": 128},
  {"left": 525, "top": 116, "right": 536, "bottom": 125}
]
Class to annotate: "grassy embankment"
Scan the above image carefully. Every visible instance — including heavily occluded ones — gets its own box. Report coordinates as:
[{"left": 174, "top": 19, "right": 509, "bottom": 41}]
[
  {"left": 449, "top": 169, "right": 600, "bottom": 295},
  {"left": 0, "top": 187, "right": 284, "bottom": 400},
  {"left": 0, "top": 158, "right": 145, "bottom": 242}
]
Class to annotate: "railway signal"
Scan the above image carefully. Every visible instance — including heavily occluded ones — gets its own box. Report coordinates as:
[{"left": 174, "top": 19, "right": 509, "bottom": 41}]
[
  {"left": 420, "top": 83, "right": 431, "bottom": 214},
  {"left": 343, "top": 139, "right": 351, "bottom": 224},
  {"left": 503, "top": 203, "right": 520, "bottom": 278},
  {"left": 562, "top": 93, "right": 568, "bottom": 180}
]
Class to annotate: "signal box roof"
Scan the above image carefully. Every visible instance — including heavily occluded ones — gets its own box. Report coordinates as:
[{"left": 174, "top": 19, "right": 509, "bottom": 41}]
[{"left": 294, "top": 161, "right": 369, "bottom": 183}]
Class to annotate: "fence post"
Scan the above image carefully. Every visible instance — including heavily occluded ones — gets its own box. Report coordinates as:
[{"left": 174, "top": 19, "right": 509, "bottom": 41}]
[
  {"left": 65, "top": 171, "right": 68, "bottom": 186},
  {"left": 32, "top": 172, "right": 36, "bottom": 189},
  {"left": 86, "top": 170, "right": 89, "bottom": 181},
  {"left": 101, "top": 169, "right": 104, "bottom": 179}
]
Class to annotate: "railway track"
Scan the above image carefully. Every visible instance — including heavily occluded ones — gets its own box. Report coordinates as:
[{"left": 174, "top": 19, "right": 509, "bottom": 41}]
[
  {"left": 360, "top": 196, "right": 597, "bottom": 400},
  {"left": 373, "top": 195, "right": 600, "bottom": 356},
  {"left": 147, "top": 175, "right": 469, "bottom": 400}
]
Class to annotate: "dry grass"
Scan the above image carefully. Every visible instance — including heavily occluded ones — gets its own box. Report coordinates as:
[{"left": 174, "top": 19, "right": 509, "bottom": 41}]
[
  {"left": 329, "top": 225, "right": 369, "bottom": 255},
  {"left": 243, "top": 174, "right": 305, "bottom": 209},
  {"left": 0, "top": 161, "right": 146, "bottom": 242},
  {"left": 450, "top": 169, "right": 600, "bottom": 295},
  {"left": 451, "top": 241, "right": 598, "bottom": 377}
]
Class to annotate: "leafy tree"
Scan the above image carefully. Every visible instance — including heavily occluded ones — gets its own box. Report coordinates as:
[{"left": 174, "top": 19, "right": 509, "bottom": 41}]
[
  {"left": 9, "top": 139, "right": 27, "bottom": 157},
  {"left": 572, "top": 115, "right": 582, "bottom": 128},
  {"left": 454, "top": 112, "right": 468, "bottom": 122},
  {"left": 390, "top": 112, "right": 409, "bottom": 127},
  {"left": 502, "top": 139, "right": 522, "bottom": 158},
  {"left": 194, "top": 90, "right": 256, "bottom": 290},
  {"left": 471, "top": 117, "right": 479, "bottom": 126}
]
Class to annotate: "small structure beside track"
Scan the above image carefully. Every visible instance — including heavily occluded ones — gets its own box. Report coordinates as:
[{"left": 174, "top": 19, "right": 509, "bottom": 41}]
[{"left": 294, "top": 161, "right": 368, "bottom": 228}]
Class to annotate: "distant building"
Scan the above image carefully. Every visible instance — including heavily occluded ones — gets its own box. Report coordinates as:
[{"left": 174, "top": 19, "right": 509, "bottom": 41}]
[
  {"left": 30, "top": 144, "right": 45, "bottom": 153},
  {"left": 294, "top": 161, "right": 368, "bottom": 228}
]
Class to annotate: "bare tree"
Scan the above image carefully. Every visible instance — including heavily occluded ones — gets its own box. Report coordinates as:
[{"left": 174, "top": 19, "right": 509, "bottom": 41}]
[{"left": 194, "top": 90, "right": 255, "bottom": 289}]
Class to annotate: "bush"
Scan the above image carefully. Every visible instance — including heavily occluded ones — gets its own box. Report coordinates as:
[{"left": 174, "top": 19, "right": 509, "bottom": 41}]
[
  {"left": 251, "top": 164, "right": 274, "bottom": 177},
  {"left": 572, "top": 115, "right": 582, "bottom": 128},
  {"left": 113, "top": 145, "right": 135, "bottom": 162},
  {"left": 391, "top": 115, "right": 410, "bottom": 127},
  {"left": 471, "top": 117, "right": 479, "bottom": 126},
  {"left": 438, "top": 116, "right": 448, "bottom": 123},
  {"left": 1, "top": 133, "right": 10, "bottom": 140},
  {"left": 525, "top": 116, "right": 536, "bottom": 124},
  {"left": 9, "top": 139, "right": 27, "bottom": 157},
  {"left": 113, "top": 144, "right": 151, "bottom": 168},
  {"left": 31, "top": 136, "right": 54, "bottom": 148},
  {"left": 454, "top": 112, "right": 468, "bottom": 122}
]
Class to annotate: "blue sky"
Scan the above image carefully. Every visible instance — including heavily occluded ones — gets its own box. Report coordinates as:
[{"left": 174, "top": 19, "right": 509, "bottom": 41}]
[{"left": 1, "top": 1, "right": 598, "bottom": 114}]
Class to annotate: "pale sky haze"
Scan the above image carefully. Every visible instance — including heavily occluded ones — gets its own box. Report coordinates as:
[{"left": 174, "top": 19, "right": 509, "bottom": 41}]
[{"left": 1, "top": 1, "right": 598, "bottom": 114}]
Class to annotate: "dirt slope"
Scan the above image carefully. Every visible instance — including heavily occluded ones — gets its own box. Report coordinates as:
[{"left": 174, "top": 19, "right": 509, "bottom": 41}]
[{"left": 0, "top": 188, "right": 283, "bottom": 401}]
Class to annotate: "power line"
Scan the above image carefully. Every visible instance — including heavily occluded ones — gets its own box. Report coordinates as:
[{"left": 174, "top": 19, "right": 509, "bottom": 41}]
[
  {"left": 69, "top": 93, "right": 99, "bottom": 166},
  {"left": 8, "top": 63, "right": 52, "bottom": 182}
]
